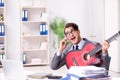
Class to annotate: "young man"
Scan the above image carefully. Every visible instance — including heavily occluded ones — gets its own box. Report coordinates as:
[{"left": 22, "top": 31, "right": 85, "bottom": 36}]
[{"left": 50, "top": 22, "right": 110, "bottom": 70}]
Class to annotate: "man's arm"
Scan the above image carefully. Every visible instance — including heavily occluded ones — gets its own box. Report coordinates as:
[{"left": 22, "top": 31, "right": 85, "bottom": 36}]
[
  {"left": 50, "top": 52, "right": 66, "bottom": 70},
  {"left": 51, "top": 37, "right": 68, "bottom": 70},
  {"left": 101, "top": 53, "right": 111, "bottom": 70}
]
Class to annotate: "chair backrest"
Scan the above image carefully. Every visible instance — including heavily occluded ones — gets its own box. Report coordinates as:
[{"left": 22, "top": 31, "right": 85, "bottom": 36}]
[{"left": 108, "top": 56, "right": 111, "bottom": 70}]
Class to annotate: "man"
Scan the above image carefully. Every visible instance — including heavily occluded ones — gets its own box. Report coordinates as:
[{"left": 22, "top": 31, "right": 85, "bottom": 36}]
[{"left": 50, "top": 22, "right": 110, "bottom": 70}]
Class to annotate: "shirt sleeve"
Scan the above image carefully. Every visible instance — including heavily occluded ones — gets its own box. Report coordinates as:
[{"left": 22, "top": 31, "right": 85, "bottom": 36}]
[
  {"left": 56, "top": 51, "right": 62, "bottom": 56},
  {"left": 101, "top": 53, "right": 107, "bottom": 56}
]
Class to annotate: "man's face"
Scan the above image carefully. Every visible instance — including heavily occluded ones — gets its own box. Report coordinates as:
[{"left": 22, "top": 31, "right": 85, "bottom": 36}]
[{"left": 64, "top": 26, "right": 81, "bottom": 45}]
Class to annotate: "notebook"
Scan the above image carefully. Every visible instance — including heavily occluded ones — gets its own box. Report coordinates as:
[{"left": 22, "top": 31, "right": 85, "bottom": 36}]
[{"left": 1, "top": 59, "right": 27, "bottom": 80}]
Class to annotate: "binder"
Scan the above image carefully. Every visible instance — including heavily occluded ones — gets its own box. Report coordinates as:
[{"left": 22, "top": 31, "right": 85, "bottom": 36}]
[
  {"left": 0, "top": 53, "right": 5, "bottom": 60},
  {"left": 23, "top": 52, "right": 26, "bottom": 64},
  {"left": 2, "top": 54, "right": 5, "bottom": 59},
  {"left": 22, "top": 10, "right": 28, "bottom": 21},
  {"left": 42, "top": 23, "right": 46, "bottom": 35},
  {"left": 22, "top": 10, "right": 24, "bottom": 21},
  {"left": 45, "top": 24, "right": 48, "bottom": 35},
  {"left": 0, "top": 24, "right": 5, "bottom": 36},
  {"left": 0, "top": 0, "right": 4, "bottom": 7},
  {"left": 0, "top": 25, "right": 1, "bottom": 36},
  {"left": 40, "top": 24, "right": 43, "bottom": 35},
  {"left": 1, "top": 24, "right": 5, "bottom": 36},
  {"left": 39, "top": 23, "right": 48, "bottom": 35}
]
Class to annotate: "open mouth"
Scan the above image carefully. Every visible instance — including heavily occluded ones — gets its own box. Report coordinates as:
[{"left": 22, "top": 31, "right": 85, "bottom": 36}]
[{"left": 71, "top": 36, "right": 76, "bottom": 41}]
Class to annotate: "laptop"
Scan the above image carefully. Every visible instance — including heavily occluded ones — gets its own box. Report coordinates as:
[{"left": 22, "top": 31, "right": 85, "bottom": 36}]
[
  {"left": 1, "top": 59, "right": 53, "bottom": 80},
  {"left": 1, "top": 59, "right": 27, "bottom": 80}
]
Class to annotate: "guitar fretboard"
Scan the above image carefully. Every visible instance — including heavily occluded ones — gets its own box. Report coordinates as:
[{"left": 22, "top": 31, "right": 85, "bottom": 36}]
[
  {"left": 106, "top": 31, "right": 120, "bottom": 43},
  {"left": 89, "top": 30, "right": 120, "bottom": 56}
]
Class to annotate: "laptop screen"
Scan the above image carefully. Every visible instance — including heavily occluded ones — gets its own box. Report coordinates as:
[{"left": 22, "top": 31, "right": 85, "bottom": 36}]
[{"left": 1, "top": 59, "right": 26, "bottom": 80}]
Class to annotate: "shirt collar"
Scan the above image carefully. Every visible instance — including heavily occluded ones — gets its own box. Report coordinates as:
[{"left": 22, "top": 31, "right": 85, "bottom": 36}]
[{"left": 73, "top": 39, "right": 85, "bottom": 50}]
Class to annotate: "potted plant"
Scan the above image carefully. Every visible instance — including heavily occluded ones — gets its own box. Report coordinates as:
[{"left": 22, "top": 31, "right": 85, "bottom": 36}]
[{"left": 50, "top": 16, "right": 66, "bottom": 48}]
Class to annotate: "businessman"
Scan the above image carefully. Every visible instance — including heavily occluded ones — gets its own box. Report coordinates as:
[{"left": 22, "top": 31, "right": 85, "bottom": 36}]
[{"left": 50, "top": 22, "right": 110, "bottom": 70}]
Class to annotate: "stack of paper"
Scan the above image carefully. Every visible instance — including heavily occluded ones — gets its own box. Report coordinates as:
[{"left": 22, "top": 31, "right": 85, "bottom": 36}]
[{"left": 67, "top": 66, "right": 109, "bottom": 80}]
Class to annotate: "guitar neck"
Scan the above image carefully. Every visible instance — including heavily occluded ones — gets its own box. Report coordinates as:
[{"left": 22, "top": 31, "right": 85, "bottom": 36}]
[
  {"left": 106, "top": 31, "right": 120, "bottom": 43},
  {"left": 89, "top": 31, "right": 120, "bottom": 57}
]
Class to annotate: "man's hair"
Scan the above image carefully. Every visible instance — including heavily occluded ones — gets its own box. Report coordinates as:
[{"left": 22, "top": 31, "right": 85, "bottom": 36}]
[{"left": 64, "top": 22, "right": 79, "bottom": 34}]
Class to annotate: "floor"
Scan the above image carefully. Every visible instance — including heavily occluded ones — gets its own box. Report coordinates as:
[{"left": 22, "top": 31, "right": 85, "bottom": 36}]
[
  {"left": 109, "top": 70, "right": 120, "bottom": 77},
  {"left": 0, "top": 65, "right": 120, "bottom": 78}
]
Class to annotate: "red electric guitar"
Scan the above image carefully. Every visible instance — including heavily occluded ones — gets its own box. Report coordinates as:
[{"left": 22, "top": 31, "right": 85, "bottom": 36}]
[{"left": 66, "top": 31, "right": 120, "bottom": 69}]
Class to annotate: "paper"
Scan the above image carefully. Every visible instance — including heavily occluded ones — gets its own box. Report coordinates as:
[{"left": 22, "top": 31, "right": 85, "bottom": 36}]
[{"left": 68, "top": 66, "right": 107, "bottom": 77}]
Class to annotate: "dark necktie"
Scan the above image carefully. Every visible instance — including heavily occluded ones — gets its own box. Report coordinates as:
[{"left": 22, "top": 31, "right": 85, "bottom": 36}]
[{"left": 76, "top": 45, "right": 79, "bottom": 50}]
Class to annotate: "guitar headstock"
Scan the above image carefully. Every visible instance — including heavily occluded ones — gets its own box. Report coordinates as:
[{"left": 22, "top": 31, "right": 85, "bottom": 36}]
[{"left": 118, "top": 31, "right": 120, "bottom": 35}]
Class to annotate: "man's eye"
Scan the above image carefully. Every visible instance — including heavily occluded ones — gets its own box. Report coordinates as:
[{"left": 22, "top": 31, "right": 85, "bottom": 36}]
[{"left": 65, "top": 33, "right": 68, "bottom": 35}]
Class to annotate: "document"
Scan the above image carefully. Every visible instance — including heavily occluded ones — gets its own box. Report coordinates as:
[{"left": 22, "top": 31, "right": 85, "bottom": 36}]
[{"left": 67, "top": 66, "right": 109, "bottom": 80}]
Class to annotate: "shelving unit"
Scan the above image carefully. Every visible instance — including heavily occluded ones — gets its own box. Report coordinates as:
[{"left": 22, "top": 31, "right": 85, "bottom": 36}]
[
  {"left": 20, "top": 0, "right": 49, "bottom": 66},
  {"left": 0, "top": 0, "right": 6, "bottom": 65}
]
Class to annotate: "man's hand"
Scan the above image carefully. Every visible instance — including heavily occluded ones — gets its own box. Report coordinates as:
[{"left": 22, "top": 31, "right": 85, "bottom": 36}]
[
  {"left": 102, "top": 41, "right": 110, "bottom": 54},
  {"left": 59, "top": 37, "right": 68, "bottom": 53}
]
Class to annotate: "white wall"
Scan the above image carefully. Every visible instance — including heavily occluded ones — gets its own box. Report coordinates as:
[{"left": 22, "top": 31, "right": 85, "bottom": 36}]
[
  {"left": 49, "top": 0, "right": 105, "bottom": 51},
  {"left": 6, "top": 0, "right": 21, "bottom": 60},
  {"left": 49, "top": 0, "right": 89, "bottom": 37},
  {"left": 105, "top": 0, "right": 120, "bottom": 72},
  {"left": 49, "top": 0, "right": 105, "bottom": 42},
  {"left": 88, "top": 0, "right": 104, "bottom": 42}
]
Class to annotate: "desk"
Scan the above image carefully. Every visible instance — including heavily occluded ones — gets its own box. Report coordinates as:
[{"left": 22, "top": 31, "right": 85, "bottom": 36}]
[
  {"left": 0, "top": 71, "right": 67, "bottom": 80},
  {"left": 0, "top": 66, "right": 120, "bottom": 80},
  {"left": 0, "top": 72, "right": 120, "bottom": 80},
  {"left": 0, "top": 73, "right": 61, "bottom": 80},
  {"left": 0, "top": 65, "right": 67, "bottom": 80}
]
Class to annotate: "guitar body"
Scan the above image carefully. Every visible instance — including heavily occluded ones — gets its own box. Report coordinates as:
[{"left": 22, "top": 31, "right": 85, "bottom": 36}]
[
  {"left": 66, "top": 30, "right": 120, "bottom": 69},
  {"left": 66, "top": 43, "right": 101, "bottom": 69}
]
